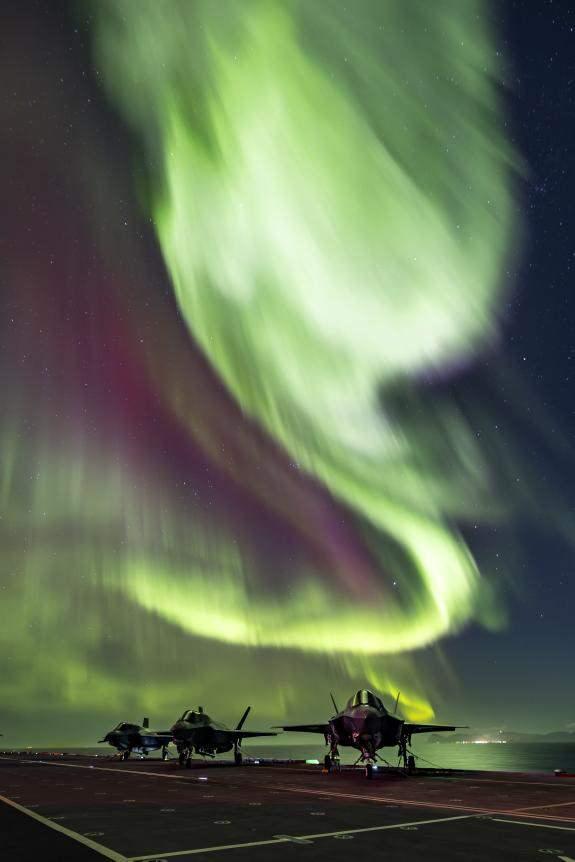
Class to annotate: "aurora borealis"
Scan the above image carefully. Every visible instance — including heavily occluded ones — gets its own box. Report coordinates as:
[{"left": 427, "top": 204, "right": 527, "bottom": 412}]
[
  {"left": 91, "top": 0, "right": 519, "bottom": 652},
  {"left": 2, "top": 0, "right": 574, "bottom": 745}
]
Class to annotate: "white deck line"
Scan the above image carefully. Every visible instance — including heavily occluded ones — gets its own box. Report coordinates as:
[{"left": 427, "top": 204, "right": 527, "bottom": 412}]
[
  {"left": 0, "top": 792, "right": 127, "bottom": 861},
  {"left": 127, "top": 813, "right": 473, "bottom": 860},
  {"left": 3, "top": 758, "right": 179, "bottom": 781},
  {"left": 492, "top": 817, "right": 575, "bottom": 833}
]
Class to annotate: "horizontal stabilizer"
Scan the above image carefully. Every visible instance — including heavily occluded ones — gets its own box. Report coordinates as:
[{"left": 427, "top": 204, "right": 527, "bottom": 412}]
[
  {"left": 274, "top": 724, "right": 330, "bottom": 734},
  {"left": 404, "top": 723, "right": 468, "bottom": 735}
]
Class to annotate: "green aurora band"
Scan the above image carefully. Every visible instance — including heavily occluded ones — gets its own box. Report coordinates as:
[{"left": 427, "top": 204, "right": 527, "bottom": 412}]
[
  {"left": 0, "top": 0, "right": 524, "bottom": 739},
  {"left": 92, "top": 0, "right": 518, "bottom": 654}
]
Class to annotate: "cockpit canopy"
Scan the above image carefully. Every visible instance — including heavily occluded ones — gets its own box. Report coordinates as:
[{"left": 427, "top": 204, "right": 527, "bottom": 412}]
[
  {"left": 113, "top": 722, "right": 138, "bottom": 732},
  {"left": 180, "top": 707, "right": 207, "bottom": 724},
  {"left": 346, "top": 689, "right": 386, "bottom": 711}
]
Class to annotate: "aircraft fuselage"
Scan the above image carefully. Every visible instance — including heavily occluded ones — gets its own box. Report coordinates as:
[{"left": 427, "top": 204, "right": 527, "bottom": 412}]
[
  {"left": 103, "top": 730, "right": 168, "bottom": 756},
  {"left": 329, "top": 706, "right": 404, "bottom": 758},
  {"left": 171, "top": 720, "right": 235, "bottom": 756}
]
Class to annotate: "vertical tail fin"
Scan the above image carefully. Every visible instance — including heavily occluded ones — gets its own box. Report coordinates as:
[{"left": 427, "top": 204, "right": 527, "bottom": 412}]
[
  {"left": 393, "top": 692, "right": 400, "bottom": 715},
  {"left": 142, "top": 717, "right": 150, "bottom": 729},
  {"left": 236, "top": 706, "right": 251, "bottom": 730}
]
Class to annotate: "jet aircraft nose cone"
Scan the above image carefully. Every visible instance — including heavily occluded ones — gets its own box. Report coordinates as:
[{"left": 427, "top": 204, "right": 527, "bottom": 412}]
[{"left": 341, "top": 708, "right": 379, "bottom": 739}]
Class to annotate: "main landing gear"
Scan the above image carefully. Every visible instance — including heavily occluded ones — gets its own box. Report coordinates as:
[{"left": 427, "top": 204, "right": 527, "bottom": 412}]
[
  {"left": 398, "top": 735, "right": 416, "bottom": 774},
  {"left": 161, "top": 746, "right": 169, "bottom": 761},
  {"left": 323, "top": 753, "right": 340, "bottom": 772},
  {"left": 234, "top": 743, "right": 243, "bottom": 766},
  {"left": 323, "top": 742, "right": 341, "bottom": 773}
]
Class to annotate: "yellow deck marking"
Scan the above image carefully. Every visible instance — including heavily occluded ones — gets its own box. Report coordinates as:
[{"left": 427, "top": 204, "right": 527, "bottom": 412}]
[
  {"left": 513, "top": 799, "right": 575, "bottom": 813},
  {"left": 277, "top": 784, "right": 575, "bottom": 824}
]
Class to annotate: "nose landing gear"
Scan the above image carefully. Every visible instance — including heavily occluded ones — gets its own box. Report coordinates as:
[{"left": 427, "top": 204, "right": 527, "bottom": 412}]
[
  {"left": 178, "top": 748, "right": 193, "bottom": 768},
  {"left": 352, "top": 747, "right": 380, "bottom": 778}
]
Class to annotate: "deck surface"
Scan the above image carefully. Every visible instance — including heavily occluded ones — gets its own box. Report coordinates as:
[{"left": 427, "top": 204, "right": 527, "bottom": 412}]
[{"left": 2, "top": 753, "right": 575, "bottom": 861}]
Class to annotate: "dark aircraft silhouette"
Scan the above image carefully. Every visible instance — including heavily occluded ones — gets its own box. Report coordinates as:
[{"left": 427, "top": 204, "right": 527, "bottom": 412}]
[
  {"left": 278, "top": 689, "right": 466, "bottom": 776},
  {"left": 171, "top": 705, "right": 276, "bottom": 767},
  {"left": 99, "top": 717, "right": 172, "bottom": 760}
]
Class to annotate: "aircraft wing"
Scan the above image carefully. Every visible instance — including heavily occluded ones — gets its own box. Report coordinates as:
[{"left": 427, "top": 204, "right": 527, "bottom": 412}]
[
  {"left": 219, "top": 730, "right": 277, "bottom": 740},
  {"left": 275, "top": 724, "right": 330, "bottom": 734},
  {"left": 404, "top": 723, "right": 467, "bottom": 735},
  {"left": 234, "top": 731, "right": 277, "bottom": 739}
]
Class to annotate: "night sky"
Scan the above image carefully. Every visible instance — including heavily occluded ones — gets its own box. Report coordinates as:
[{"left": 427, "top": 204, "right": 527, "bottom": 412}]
[{"left": 1, "top": 0, "right": 574, "bottom": 746}]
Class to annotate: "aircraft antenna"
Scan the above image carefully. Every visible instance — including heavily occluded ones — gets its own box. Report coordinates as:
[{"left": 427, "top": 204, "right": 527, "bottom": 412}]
[{"left": 330, "top": 692, "right": 340, "bottom": 713}]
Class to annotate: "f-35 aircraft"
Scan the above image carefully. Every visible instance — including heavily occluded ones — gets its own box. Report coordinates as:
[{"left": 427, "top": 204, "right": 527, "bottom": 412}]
[
  {"left": 99, "top": 717, "right": 172, "bottom": 760},
  {"left": 171, "top": 705, "right": 276, "bottom": 767},
  {"left": 278, "top": 689, "right": 466, "bottom": 776}
]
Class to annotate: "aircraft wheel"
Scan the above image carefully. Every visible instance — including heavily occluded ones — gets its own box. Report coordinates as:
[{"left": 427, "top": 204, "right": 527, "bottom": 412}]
[
  {"left": 185, "top": 757, "right": 192, "bottom": 769},
  {"left": 162, "top": 748, "right": 169, "bottom": 761},
  {"left": 365, "top": 763, "right": 373, "bottom": 779},
  {"left": 323, "top": 754, "right": 332, "bottom": 772},
  {"left": 234, "top": 750, "right": 243, "bottom": 766},
  {"left": 178, "top": 751, "right": 186, "bottom": 766},
  {"left": 407, "top": 755, "right": 416, "bottom": 774},
  {"left": 123, "top": 750, "right": 131, "bottom": 761}
]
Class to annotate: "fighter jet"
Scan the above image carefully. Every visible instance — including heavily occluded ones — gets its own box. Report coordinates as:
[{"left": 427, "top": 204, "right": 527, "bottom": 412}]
[
  {"left": 171, "top": 705, "right": 276, "bottom": 767},
  {"left": 98, "top": 717, "right": 172, "bottom": 760},
  {"left": 278, "top": 689, "right": 466, "bottom": 777}
]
